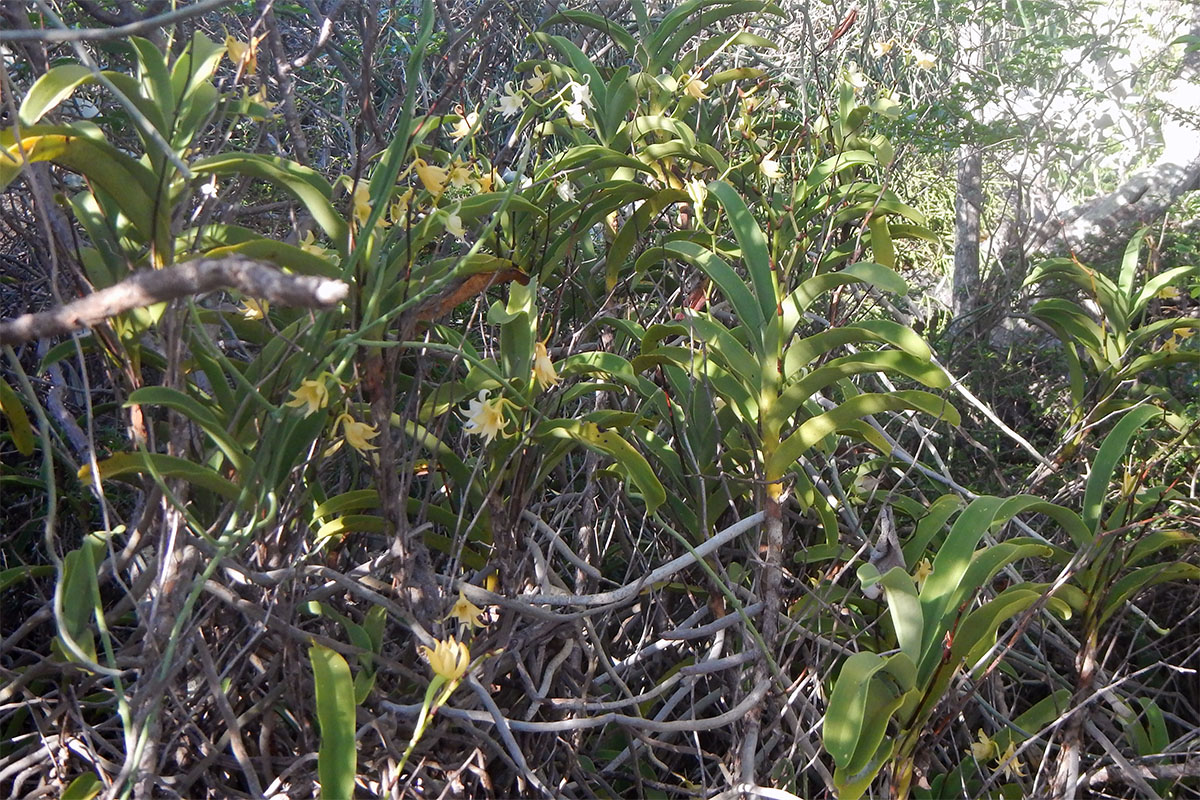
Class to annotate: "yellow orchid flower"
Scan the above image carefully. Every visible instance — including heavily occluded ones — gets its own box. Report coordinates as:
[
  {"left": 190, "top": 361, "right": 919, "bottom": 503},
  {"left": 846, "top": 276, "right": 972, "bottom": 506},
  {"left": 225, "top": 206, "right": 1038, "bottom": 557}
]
[
  {"left": 760, "top": 150, "right": 783, "bottom": 180},
  {"left": 421, "top": 636, "right": 471, "bottom": 681},
  {"left": 912, "top": 557, "right": 933, "bottom": 589},
  {"left": 871, "top": 39, "right": 895, "bottom": 58},
  {"left": 240, "top": 297, "right": 269, "bottom": 320},
  {"left": 350, "top": 179, "right": 373, "bottom": 228},
  {"left": 224, "top": 33, "right": 263, "bottom": 78},
  {"left": 996, "top": 740, "right": 1027, "bottom": 779},
  {"left": 447, "top": 158, "right": 472, "bottom": 189},
  {"left": 526, "top": 65, "right": 551, "bottom": 94},
  {"left": 462, "top": 390, "right": 511, "bottom": 443},
  {"left": 389, "top": 188, "right": 415, "bottom": 224},
  {"left": 473, "top": 168, "right": 499, "bottom": 193},
  {"left": 449, "top": 110, "right": 478, "bottom": 141},
  {"left": 285, "top": 378, "right": 330, "bottom": 417},
  {"left": 683, "top": 75, "right": 709, "bottom": 100},
  {"left": 335, "top": 412, "right": 379, "bottom": 453},
  {"left": 446, "top": 589, "right": 485, "bottom": 629},
  {"left": 970, "top": 729, "right": 999, "bottom": 761},
  {"left": 412, "top": 158, "right": 448, "bottom": 196},
  {"left": 298, "top": 230, "right": 327, "bottom": 256},
  {"left": 912, "top": 48, "right": 937, "bottom": 70},
  {"left": 533, "top": 341, "right": 559, "bottom": 389}
]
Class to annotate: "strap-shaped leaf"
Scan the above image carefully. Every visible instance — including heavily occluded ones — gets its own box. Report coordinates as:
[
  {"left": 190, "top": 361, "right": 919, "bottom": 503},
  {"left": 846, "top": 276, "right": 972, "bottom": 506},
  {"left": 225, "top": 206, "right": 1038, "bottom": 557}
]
[
  {"left": 606, "top": 188, "right": 688, "bottom": 289},
  {"left": 824, "top": 651, "right": 892, "bottom": 768},
  {"left": 1101, "top": 562, "right": 1200, "bottom": 626},
  {"left": 707, "top": 181, "right": 776, "bottom": 329},
  {"left": 772, "top": 351, "right": 948, "bottom": 430},
  {"left": 84, "top": 451, "right": 240, "bottom": 499},
  {"left": 1117, "top": 227, "right": 1149, "bottom": 301},
  {"left": 542, "top": 9, "right": 638, "bottom": 55},
  {"left": 2, "top": 126, "right": 160, "bottom": 237},
  {"left": 18, "top": 64, "right": 94, "bottom": 126},
  {"left": 678, "top": 311, "right": 762, "bottom": 387},
  {"left": 767, "top": 391, "right": 959, "bottom": 481},
  {"left": 784, "top": 320, "right": 930, "bottom": 377},
  {"left": 780, "top": 263, "right": 907, "bottom": 335},
  {"left": 169, "top": 32, "right": 227, "bottom": 105},
  {"left": 0, "top": 377, "right": 35, "bottom": 456},
  {"left": 193, "top": 153, "right": 347, "bottom": 247},
  {"left": 309, "top": 644, "right": 357, "bottom": 800},
  {"left": 1082, "top": 404, "right": 1162, "bottom": 533},
  {"left": 541, "top": 420, "right": 666, "bottom": 513},
  {"left": 859, "top": 564, "right": 923, "bottom": 663},
  {"left": 918, "top": 496, "right": 1086, "bottom": 682},
  {"left": 1132, "top": 265, "right": 1200, "bottom": 316},
  {"left": 127, "top": 386, "right": 250, "bottom": 473},
  {"left": 900, "top": 494, "right": 965, "bottom": 568}
]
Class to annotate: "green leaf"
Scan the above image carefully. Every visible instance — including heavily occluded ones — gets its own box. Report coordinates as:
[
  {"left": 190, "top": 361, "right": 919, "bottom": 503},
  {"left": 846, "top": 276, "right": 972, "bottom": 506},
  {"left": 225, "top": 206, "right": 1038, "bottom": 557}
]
[
  {"left": 824, "top": 652, "right": 906, "bottom": 769},
  {"left": 644, "top": 241, "right": 764, "bottom": 340},
  {"left": 0, "top": 376, "right": 36, "bottom": 456},
  {"left": 954, "top": 586, "right": 1072, "bottom": 675},
  {"left": 317, "top": 515, "right": 388, "bottom": 540},
  {"left": 84, "top": 451, "right": 241, "bottom": 500},
  {"left": 0, "top": 564, "right": 56, "bottom": 593},
  {"left": 1117, "top": 227, "right": 1148, "bottom": 301},
  {"left": 61, "top": 774, "right": 102, "bottom": 800},
  {"left": 129, "top": 37, "right": 174, "bottom": 118},
  {"left": 58, "top": 533, "right": 104, "bottom": 665},
  {"left": 2, "top": 126, "right": 160, "bottom": 238},
  {"left": 858, "top": 564, "right": 923, "bottom": 663},
  {"left": 768, "top": 391, "right": 958, "bottom": 481},
  {"left": 127, "top": 386, "right": 250, "bottom": 474},
  {"left": 1082, "top": 405, "right": 1162, "bottom": 533},
  {"left": 707, "top": 181, "right": 776, "bottom": 327},
  {"left": 1101, "top": 562, "right": 1200, "bottom": 626},
  {"left": 868, "top": 216, "right": 895, "bottom": 268},
  {"left": 774, "top": 351, "right": 947, "bottom": 429},
  {"left": 542, "top": 9, "right": 638, "bottom": 55},
  {"left": 170, "top": 32, "right": 227, "bottom": 106},
  {"left": 543, "top": 420, "right": 666, "bottom": 513},
  {"left": 314, "top": 490, "right": 381, "bottom": 522},
  {"left": 18, "top": 65, "right": 95, "bottom": 126},
  {"left": 901, "top": 494, "right": 964, "bottom": 567},
  {"left": 606, "top": 188, "right": 689, "bottom": 289},
  {"left": 309, "top": 644, "right": 358, "bottom": 800},
  {"left": 193, "top": 154, "right": 347, "bottom": 246}
]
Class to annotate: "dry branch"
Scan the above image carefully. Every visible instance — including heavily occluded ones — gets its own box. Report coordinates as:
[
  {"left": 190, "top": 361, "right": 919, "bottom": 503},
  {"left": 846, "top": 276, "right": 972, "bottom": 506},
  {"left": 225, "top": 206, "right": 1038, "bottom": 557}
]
[{"left": 0, "top": 256, "right": 348, "bottom": 346}]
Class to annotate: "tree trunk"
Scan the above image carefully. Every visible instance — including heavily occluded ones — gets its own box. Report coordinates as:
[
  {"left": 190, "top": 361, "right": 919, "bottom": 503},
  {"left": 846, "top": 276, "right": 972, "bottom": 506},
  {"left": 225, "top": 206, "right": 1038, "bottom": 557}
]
[{"left": 953, "top": 145, "right": 983, "bottom": 320}]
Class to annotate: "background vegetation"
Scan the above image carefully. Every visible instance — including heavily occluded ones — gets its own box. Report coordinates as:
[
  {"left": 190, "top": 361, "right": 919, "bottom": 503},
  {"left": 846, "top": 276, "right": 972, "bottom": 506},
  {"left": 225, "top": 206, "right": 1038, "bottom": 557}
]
[{"left": 1, "top": 0, "right": 1198, "bottom": 798}]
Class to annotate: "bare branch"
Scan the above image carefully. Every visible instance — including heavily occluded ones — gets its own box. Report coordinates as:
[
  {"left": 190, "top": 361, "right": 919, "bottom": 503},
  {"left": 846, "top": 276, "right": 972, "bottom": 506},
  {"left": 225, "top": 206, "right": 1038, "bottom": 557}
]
[
  {"left": 0, "top": 0, "right": 235, "bottom": 43},
  {"left": 0, "top": 257, "right": 348, "bottom": 345}
]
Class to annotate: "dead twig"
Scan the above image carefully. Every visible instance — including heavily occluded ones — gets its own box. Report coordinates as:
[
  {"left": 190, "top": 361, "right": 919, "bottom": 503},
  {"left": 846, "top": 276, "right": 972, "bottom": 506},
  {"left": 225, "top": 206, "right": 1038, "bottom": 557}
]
[{"left": 0, "top": 257, "right": 348, "bottom": 345}]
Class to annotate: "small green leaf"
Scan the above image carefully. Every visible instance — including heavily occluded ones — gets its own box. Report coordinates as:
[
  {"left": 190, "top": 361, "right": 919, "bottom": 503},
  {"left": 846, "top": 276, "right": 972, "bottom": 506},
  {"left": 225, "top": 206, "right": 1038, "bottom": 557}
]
[
  {"left": 309, "top": 643, "right": 358, "bottom": 800},
  {"left": 0, "top": 564, "right": 56, "bottom": 593},
  {"left": 61, "top": 774, "right": 102, "bottom": 800},
  {"left": 0, "top": 376, "right": 36, "bottom": 456}
]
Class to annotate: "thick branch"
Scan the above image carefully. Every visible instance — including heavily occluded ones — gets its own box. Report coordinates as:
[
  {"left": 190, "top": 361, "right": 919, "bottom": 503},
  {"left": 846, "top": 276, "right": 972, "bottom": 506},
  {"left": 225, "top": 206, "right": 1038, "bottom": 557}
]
[{"left": 0, "top": 257, "right": 348, "bottom": 345}]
